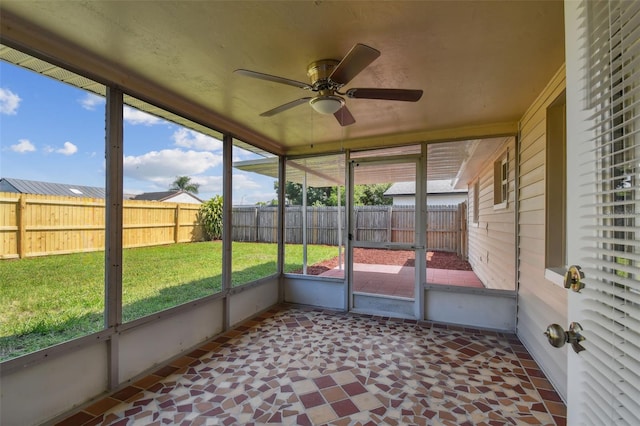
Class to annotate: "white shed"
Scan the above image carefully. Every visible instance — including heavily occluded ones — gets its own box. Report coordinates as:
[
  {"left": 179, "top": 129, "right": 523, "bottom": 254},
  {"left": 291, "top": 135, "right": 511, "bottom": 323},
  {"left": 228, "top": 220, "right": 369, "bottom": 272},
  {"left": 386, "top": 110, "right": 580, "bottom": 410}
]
[{"left": 384, "top": 180, "right": 467, "bottom": 206}]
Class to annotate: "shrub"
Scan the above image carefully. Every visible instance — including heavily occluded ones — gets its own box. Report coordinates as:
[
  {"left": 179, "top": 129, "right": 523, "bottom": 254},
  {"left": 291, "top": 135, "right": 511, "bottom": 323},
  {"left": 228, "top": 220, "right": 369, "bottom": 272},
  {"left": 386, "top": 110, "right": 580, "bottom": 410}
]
[{"left": 198, "top": 195, "right": 223, "bottom": 240}]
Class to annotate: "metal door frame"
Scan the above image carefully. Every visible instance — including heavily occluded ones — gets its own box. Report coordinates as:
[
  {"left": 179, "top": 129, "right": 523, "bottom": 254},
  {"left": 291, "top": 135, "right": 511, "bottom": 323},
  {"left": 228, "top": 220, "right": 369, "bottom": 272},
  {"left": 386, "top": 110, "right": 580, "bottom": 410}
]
[{"left": 346, "top": 149, "right": 426, "bottom": 318}]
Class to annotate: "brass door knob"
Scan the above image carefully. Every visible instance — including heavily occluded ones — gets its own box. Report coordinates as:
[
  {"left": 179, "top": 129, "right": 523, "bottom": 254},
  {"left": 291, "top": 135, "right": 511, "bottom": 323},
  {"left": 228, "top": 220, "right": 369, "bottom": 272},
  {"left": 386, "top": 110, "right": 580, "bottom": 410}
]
[
  {"left": 564, "top": 265, "right": 585, "bottom": 292},
  {"left": 544, "top": 322, "right": 585, "bottom": 353}
]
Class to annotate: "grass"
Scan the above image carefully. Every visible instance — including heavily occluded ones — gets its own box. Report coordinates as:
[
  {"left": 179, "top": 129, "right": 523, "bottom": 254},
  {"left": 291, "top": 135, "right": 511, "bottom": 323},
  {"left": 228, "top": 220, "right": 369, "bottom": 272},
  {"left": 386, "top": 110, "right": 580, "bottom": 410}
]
[{"left": 0, "top": 241, "right": 338, "bottom": 361}]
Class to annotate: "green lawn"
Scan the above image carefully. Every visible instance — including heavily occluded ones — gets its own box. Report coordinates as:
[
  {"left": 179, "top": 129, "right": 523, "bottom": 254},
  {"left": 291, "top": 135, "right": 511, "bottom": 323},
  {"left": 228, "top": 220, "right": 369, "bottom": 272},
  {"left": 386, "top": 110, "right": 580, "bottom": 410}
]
[{"left": 0, "top": 241, "right": 338, "bottom": 361}]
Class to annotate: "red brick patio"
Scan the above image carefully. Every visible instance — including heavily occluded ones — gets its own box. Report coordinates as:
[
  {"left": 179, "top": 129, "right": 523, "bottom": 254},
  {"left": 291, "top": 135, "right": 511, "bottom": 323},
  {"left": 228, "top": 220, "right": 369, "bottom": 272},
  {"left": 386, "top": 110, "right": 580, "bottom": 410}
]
[{"left": 320, "top": 263, "right": 483, "bottom": 298}]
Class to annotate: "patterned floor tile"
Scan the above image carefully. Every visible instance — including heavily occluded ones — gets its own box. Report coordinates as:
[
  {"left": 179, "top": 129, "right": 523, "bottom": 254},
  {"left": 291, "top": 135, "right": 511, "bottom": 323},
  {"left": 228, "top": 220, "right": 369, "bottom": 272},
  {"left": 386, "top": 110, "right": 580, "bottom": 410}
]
[{"left": 54, "top": 304, "right": 565, "bottom": 425}]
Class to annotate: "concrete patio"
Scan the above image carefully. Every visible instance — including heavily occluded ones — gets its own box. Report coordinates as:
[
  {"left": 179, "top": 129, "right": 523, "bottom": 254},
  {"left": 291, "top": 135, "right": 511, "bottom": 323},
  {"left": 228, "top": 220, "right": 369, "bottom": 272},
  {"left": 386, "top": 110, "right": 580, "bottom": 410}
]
[{"left": 320, "top": 264, "right": 484, "bottom": 298}]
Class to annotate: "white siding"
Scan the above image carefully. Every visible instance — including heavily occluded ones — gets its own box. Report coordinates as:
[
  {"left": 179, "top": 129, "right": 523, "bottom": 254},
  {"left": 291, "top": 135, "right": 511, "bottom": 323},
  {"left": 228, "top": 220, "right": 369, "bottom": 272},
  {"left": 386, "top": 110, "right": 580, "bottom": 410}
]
[
  {"left": 391, "top": 195, "right": 415, "bottom": 205},
  {"left": 467, "top": 137, "right": 516, "bottom": 291},
  {"left": 516, "top": 65, "right": 568, "bottom": 401},
  {"left": 426, "top": 193, "right": 467, "bottom": 206},
  {"left": 393, "top": 194, "right": 467, "bottom": 206},
  {"left": 164, "top": 193, "right": 202, "bottom": 204}
]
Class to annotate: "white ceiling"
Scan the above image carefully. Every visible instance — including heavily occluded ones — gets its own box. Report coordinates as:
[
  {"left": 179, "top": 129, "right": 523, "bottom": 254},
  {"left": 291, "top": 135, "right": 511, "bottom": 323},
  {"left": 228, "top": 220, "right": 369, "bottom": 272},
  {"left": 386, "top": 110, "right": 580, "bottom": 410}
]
[{"left": 0, "top": 1, "right": 565, "bottom": 158}]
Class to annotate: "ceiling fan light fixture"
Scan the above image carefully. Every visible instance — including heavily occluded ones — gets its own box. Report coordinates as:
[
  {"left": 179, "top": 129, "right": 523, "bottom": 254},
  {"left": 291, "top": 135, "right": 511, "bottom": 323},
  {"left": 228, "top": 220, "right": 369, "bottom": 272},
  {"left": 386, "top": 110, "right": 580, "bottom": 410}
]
[{"left": 309, "top": 95, "right": 344, "bottom": 115}]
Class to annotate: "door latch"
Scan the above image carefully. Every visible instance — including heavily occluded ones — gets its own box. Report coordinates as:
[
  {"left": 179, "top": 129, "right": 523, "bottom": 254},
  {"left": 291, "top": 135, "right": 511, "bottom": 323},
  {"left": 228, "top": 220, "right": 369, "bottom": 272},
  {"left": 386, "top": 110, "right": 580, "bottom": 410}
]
[
  {"left": 544, "top": 322, "right": 586, "bottom": 353},
  {"left": 564, "top": 265, "right": 585, "bottom": 292}
]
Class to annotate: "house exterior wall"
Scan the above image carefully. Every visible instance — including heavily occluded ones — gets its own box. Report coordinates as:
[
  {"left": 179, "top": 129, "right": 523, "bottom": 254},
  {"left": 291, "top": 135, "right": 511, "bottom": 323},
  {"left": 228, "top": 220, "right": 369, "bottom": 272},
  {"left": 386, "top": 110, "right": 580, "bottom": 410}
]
[
  {"left": 516, "top": 65, "right": 568, "bottom": 401},
  {"left": 391, "top": 195, "right": 413, "bottom": 205},
  {"left": 467, "top": 137, "right": 516, "bottom": 291},
  {"left": 392, "top": 194, "right": 467, "bottom": 206},
  {"left": 165, "top": 193, "right": 202, "bottom": 204}
]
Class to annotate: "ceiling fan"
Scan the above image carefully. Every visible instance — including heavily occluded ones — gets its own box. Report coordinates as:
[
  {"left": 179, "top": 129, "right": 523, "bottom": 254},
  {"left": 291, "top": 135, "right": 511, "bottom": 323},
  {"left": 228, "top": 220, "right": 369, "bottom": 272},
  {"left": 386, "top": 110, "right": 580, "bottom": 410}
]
[{"left": 234, "top": 43, "right": 423, "bottom": 126}]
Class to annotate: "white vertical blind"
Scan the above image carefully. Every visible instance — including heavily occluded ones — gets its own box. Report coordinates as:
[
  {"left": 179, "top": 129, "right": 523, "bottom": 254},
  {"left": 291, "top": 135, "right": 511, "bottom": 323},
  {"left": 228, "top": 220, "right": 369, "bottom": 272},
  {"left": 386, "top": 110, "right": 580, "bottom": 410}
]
[{"left": 581, "top": 1, "right": 640, "bottom": 424}]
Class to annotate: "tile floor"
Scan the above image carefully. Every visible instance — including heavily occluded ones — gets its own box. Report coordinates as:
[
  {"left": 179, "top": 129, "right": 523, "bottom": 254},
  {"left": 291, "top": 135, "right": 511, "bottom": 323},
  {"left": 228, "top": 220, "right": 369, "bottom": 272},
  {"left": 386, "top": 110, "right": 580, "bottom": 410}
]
[{"left": 55, "top": 304, "right": 566, "bottom": 426}]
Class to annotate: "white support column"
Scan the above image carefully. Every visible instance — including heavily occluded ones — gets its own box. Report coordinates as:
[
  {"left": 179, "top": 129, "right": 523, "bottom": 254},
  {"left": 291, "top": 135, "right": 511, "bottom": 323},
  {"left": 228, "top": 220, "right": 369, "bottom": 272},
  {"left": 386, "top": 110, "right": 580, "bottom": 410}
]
[
  {"left": 277, "top": 156, "right": 286, "bottom": 302},
  {"left": 105, "top": 86, "right": 123, "bottom": 389},
  {"left": 222, "top": 133, "right": 233, "bottom": 329},
  {"left": 302, "top": 172, "right": 308, "bottom": 275},
  {"left": 345, "top": 152, "right": 354, "bottom": 312},
  {"left": 337, "top": 184, "right": 343, "bottom": 270},
  {"left": 415, "top": 144, "right": 427, "bottom": 319}
]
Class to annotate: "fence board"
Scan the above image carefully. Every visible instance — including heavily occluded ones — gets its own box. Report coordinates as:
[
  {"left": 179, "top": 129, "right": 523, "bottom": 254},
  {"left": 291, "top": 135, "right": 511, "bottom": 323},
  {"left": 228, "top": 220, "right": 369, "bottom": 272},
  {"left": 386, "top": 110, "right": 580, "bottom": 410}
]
[
  {"left": 1, "top": 192, "right": 466, "bottom": 258},
  {"left": 236, "top": 204, "right": 464, "bottom": 252},
  {"left": 0, "top": 193, "right": 205, "bottom": 258}
]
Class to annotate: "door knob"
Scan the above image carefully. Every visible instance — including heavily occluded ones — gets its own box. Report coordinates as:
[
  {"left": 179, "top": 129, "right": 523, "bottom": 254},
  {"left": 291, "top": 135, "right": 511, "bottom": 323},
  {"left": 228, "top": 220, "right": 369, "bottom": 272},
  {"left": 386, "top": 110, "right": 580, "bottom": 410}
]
[
  {"left": 564, "top": 265, "right": 585, "bottom": 292},
  {"left": 544, "top": 322, "right": 586, "bottom": 353}
]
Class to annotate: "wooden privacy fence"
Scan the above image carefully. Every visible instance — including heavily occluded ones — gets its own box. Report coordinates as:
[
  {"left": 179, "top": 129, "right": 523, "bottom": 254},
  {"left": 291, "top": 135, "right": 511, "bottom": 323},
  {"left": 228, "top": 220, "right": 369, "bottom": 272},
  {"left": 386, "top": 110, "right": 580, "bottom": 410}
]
[
  {"left": 0, "top": 192, "right": 467, "bottom": 259},
  {"left": 0, "top": 193, "right": 204, "bottom": 259},
  {"left": 233, "top": 204, "right": 468, "bottom": 257},
  {"left": 232, "top": 206, "right": 344, "bottom": 246}
]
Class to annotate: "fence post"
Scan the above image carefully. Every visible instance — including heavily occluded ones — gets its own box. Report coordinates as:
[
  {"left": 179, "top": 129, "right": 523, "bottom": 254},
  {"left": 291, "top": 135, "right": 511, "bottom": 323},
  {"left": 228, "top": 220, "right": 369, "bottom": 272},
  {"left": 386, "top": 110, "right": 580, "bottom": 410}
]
[
  {"left": 460, "top": 202, "right": 464, "bottom": 257},
  {"left": 174, "top": 204, "right": 181, "bottom": 243},
  {"left": 387, "top": 205, "right": 393, "bottom": 243},
  {"left": 18, "top": 194, "right": 26, "bottom": 259},
  {"left": 459, "top": 202, "right": 468, "bottom": 259},
  {"left": 254, "top": 207, "right": 259, "bottom": 242},
  {"left": 271, "top": 207, "right": 277, "bottom": 243}
]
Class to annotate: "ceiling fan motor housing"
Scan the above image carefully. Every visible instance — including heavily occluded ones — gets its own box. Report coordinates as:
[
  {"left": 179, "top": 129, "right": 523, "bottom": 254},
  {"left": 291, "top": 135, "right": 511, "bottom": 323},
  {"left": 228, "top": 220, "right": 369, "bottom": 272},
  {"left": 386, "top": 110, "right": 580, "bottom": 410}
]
[{"left": 307, "top": 59, "right": 340, "bottom": 90}]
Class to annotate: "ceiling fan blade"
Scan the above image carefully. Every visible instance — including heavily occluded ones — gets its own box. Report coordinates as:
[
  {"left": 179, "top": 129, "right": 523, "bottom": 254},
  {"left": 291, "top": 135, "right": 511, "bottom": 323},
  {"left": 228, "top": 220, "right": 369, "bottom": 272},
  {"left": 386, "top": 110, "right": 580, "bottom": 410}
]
[
  {"left": 334, "top": 105, "right": 356, "bottom": 126},
  {"left": 346, "top": 88, "right": 423, "bottom": 102},
  {"left": 260, "top": 97, "right": 312, "bottom": 117},
  {"left": 235, "top": 69, "right": 311, "bottom": 90},
  {"left": 329, "top": 43, "right": 381, "bottom": 85}
]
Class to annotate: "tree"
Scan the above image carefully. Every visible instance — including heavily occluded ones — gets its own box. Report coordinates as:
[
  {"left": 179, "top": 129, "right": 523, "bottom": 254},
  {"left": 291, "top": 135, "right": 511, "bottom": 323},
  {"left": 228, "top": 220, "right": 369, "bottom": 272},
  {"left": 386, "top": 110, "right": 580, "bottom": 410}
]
[
  {"left": 275, "top": 181, "right": 392, "bottom": 206},
  {"left": 273, "top": 181, "right": 333, "bottom": 206},
  {"left": 355, "top": 183, "right": 393, "bottom": 206},
  {"left": 170, "top": 176, "right": 200, "bottom": 194},
  {"left": 327, "top": 183, "right": 392, "bottom": 206}
]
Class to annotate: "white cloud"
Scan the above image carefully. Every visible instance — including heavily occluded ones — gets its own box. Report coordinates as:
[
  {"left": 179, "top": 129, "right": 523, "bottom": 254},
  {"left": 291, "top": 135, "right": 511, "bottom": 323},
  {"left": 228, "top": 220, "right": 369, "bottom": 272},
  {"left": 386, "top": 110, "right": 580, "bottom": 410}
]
[
  {"left": 10, "top": 139, "right": 35, "bottom": 153},
  {"left": 232, "top": 173, "right": 276, "bottom": 204},
  {"left": 123, "top": 148, "right": 222, "bottom": 182},
  {"left": 123, "top": 106, "right": 163, "bottom": 126},
  {"left": 56, "top": 141, "right": 78, "bottom": 156},
  {"left": 79, "top": 93, "right": 105, "bottom": 110},
  {"left": 173, "top": 128, "right": 222, "bottom": 151},
  {"left": 191, "top": 175, "right": 223, "bottom": 196},
  {"left": 0, "top": 88, "right": 21, "bottom": 115},
  {"left": 232, "top": 173, "right": 264, "bottom": 191}
]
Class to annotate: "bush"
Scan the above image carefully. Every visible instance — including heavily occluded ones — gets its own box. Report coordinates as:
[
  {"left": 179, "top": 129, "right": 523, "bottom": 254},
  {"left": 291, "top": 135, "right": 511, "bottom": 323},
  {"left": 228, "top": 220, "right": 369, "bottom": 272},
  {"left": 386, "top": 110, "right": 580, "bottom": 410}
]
[{"left": 198, "top": 195, "right": 223, "bottom": 240}]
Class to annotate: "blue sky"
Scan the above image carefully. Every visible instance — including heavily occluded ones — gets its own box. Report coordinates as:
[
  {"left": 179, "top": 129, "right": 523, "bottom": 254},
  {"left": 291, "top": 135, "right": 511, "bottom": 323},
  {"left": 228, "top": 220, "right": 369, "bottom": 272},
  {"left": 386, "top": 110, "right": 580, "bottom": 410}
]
[{"left": 0, "top": 61, "right": 277, "bottom": 203}]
